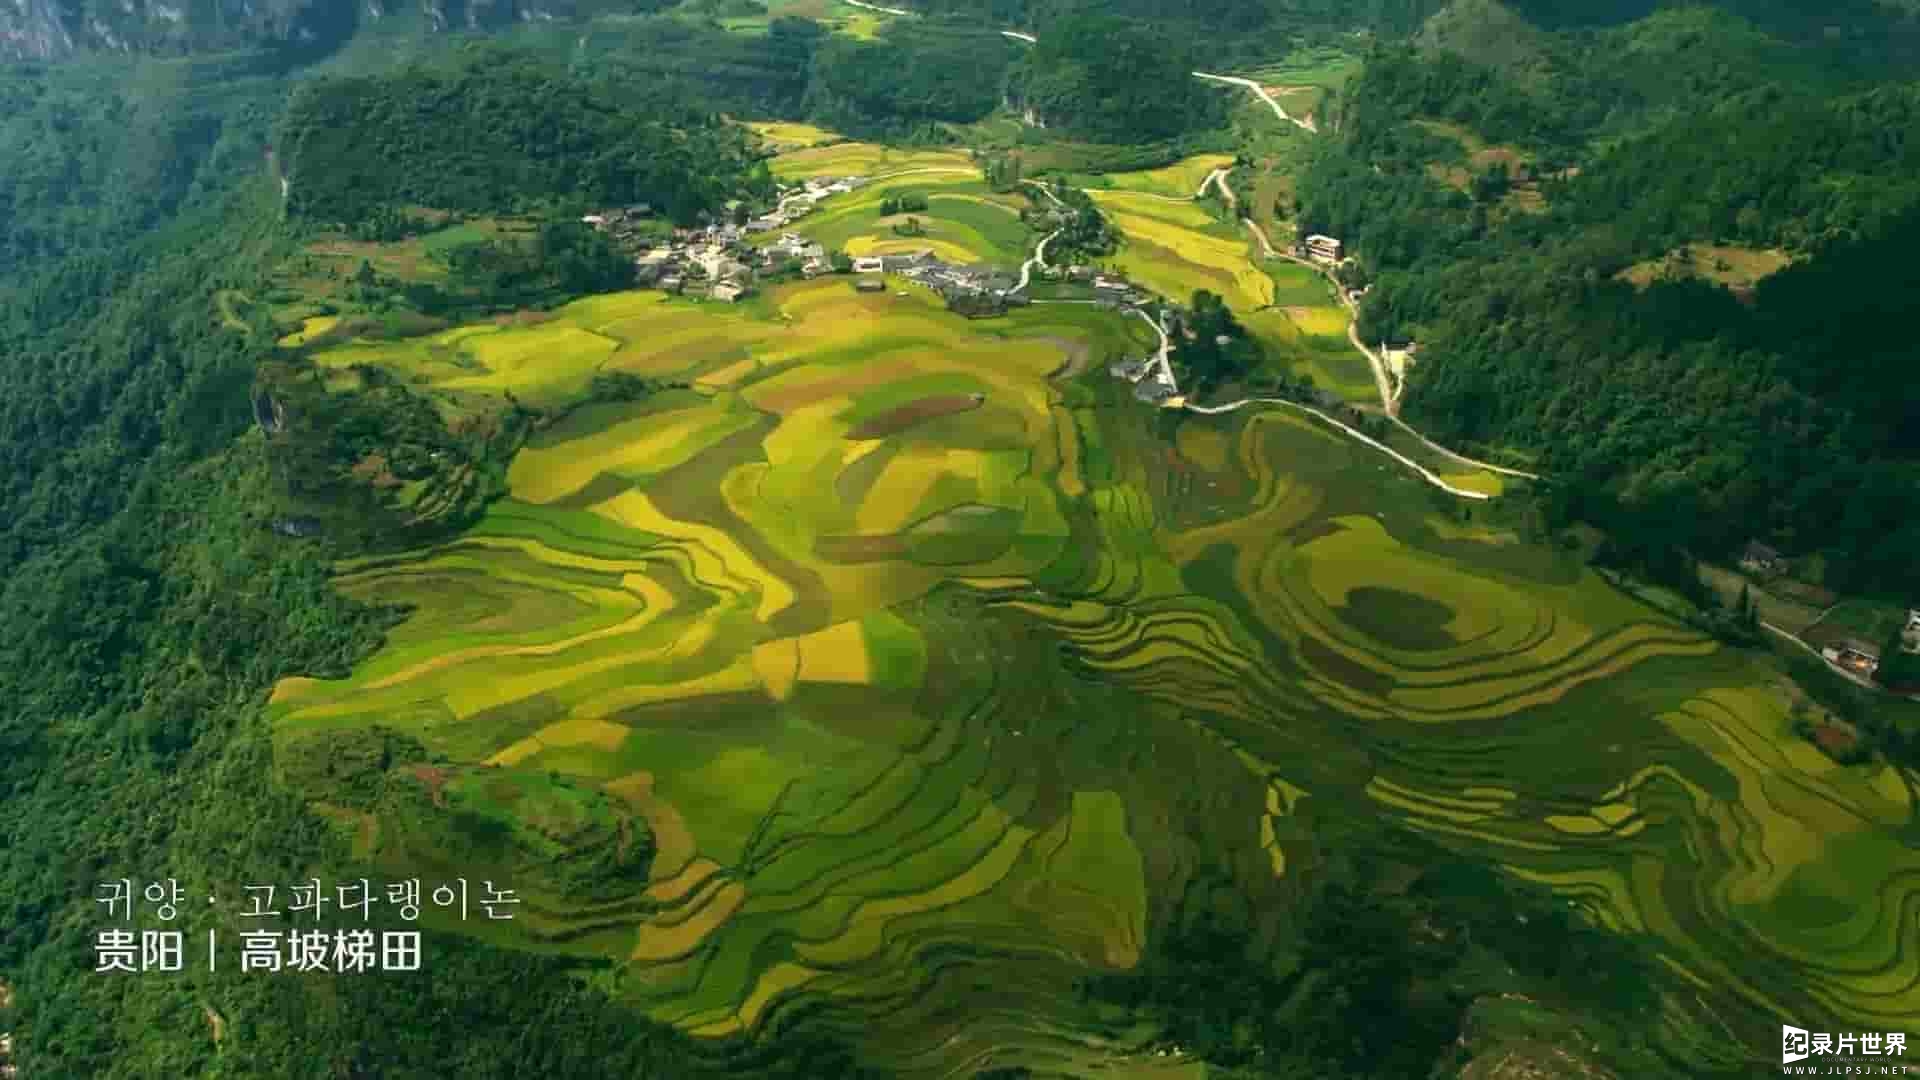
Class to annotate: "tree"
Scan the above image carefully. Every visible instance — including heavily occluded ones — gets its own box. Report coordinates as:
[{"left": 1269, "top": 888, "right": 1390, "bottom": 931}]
[{"left": 1876, "top": 625, "right": 1920, "bottom": 690}]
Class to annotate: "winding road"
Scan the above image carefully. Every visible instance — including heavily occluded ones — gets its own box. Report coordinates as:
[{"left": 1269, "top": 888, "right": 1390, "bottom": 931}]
[
  {"left": 1131, "top": 307, "right": 1176, "bottom": 390},
  {"left": 1190, "top": 72, "right": 1317, "bottom": 133},
  {"left": 851, "top": 4, "right": 1323, "bottom": 133},
  {"left": 1016, "top": 229, "right": 1060, "bottom": 292},
  {"left": 820, "top": 7, "right": 1538, "bottom": 495},
  {"left": 1182, "top": 396, "right": 1493, "bottom": 499},
  {"left": 1263, "top": 245, "right": 1543, "bottom": 481}
]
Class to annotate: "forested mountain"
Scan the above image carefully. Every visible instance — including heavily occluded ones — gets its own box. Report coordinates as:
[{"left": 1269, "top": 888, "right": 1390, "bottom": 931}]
[
  {"left": 0, "top": 0, "right": 680, "bottom": 60},
  {"left": 1006, "top": 14, "right": 1226, "bottom": 140},
  {"left": 0, "top": 51, "right": 284, "bottom": 274},
  {"left": 1297, "top": 4, "right": 1920, "bottom": 597},
  {"left": 280, "top": 48, "right": 772, "bottom": 226},
  {"left": 0, "top": 26, "right": 863, "bottom": 1075}
]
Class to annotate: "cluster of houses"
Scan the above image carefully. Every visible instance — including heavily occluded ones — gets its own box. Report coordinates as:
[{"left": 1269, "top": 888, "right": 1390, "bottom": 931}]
[
  {"left": 622, "top": 225, "right": 836, "bottom": 303},
  {"left": 581, "top": 171, "right": 1164, "bottom": 317},
  {"left": 582, "top": 176, "right": 869, "bottom": 303},
  {"left": 750, "top": 174, "right": 866, "bottom": 234},
  {"left": 864, "top": 251, "right": 1015, "bottom": 301}
]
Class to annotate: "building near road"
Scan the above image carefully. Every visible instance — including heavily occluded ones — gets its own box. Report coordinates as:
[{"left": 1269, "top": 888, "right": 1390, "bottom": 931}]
[
  {"left": 1304, "top": 234, "right": 1343, "bottom": 264},
  {"left": 1822, "top": 640, "right": 1881, "bottom": 677},
  {"left": 1739, "top": 540, "right": 1790, "bottom": 576}
]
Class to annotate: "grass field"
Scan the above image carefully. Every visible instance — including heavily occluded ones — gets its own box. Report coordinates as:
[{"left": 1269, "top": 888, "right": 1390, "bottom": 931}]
[
  {"left": 270, "top": 188, "right": 1920, "bottom": 1072},
  {"left": 1619, "top": 243, "right": 1795, "bottom": 291}
]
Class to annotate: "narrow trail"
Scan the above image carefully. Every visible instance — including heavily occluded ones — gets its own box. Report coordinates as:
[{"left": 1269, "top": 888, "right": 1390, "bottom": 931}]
[
  {"left": 1211, "top": 170, "right": 1285, "bottom": 261},
  {"left": 1201, "top": 167, "right": 1235, "bottom": 207},
  {"left": 843, "top": 0, "right": 911, "bottom": 14},
  {"left": 984, "top": 19, "right": 1321, "bottom": 132},
  {"left": 1190, "top": 72, "right": 1317, "bottom": 133},
  {"left": 1021, "top": 178, "right": 1069, "bottom": 207}
]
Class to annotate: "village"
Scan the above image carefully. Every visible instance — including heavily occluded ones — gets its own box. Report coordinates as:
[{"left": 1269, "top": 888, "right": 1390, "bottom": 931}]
[
  {"left": 580, "top": 170, "right": 1168, "bottom": 360},
  {"left": 580, "top": 172, "right": 1155, "bottom": 311},
  {"left": 579, "top": 177, "right": 1376, "bottom": 424}
]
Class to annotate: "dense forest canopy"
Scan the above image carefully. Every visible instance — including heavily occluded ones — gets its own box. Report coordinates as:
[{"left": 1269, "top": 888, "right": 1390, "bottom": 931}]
[
  {"left": 1295, "top": 19, "right": 1920, "bottom": 599},
  {"left": 280, "top": 48, "right": 773, "bottom": 226},
  {"left": 803, "top": 20, "right": 1014, "bottom": 138},
  {"left": 1006, "top": 13, "right": 1226, "bottom": 141}
]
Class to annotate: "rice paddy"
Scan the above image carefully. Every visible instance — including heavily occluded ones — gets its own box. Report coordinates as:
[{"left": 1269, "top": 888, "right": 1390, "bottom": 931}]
[
  {"left": 781, "top": 171, "right": 1032, "bottom": 267},
  {"left": 272, "top": 258, "right": 1917, "bottom": 1071},
  {"left": 743, "top": 120, "right": 844, "bottom": 150},
  {"left": 1098, "top": 153, "right": 1235, "bottom": 199},
  {"left": 1084, "top": 164, "right": 1371, "bottom": 403},
  {"left": 768, "top": 141, "right": 977, "bottom": 182}
]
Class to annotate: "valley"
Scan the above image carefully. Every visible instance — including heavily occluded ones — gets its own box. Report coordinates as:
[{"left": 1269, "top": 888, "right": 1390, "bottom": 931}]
[
  {"left": 8, "top": 1, "right": 1920, "bottom": 1076},
  {"left": 257, "top": 131, "right": 1920, "bottom": 1075}
]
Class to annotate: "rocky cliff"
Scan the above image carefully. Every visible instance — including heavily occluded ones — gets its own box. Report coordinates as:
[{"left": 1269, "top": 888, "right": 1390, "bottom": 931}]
[{"left": 0, "top": 0, "right": 583, "bottom": 61}]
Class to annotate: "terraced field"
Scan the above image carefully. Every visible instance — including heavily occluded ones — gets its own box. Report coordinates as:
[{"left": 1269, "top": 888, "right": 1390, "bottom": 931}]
[
  {"left": 1098, "top": 154, "right": 1235, "bottom": 199},
  {"left": 1087, "top": 174, "right": 1371, "bottom": 404},
  {"left": 778, "top": 171, "right": 1031, "bottom": 268},
  {"left": 768, "top": 141, "right": 976, "bottom": 182},
  {"left": 745, "top": 120, "right": 844, "bottom": 151},
  {"left": 272, "top": 278, "right": 1920, "bottom": 1072}
]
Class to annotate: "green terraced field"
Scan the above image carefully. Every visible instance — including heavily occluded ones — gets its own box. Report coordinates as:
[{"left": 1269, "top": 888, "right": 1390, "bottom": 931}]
[
  {"left": 272, "top": 275, "right": 1920, "bottom": 1075},
  {"left": 1079, "top": 163, "right": 1372, "bottom": 404},
  {"left": 780, "top": 172, "right": 1031, "bottom": 268},
  {"left": 767, "top": 141, "right": 976, "bottom": 182}
]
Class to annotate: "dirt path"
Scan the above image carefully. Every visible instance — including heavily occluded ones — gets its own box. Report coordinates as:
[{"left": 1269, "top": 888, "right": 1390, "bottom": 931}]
[
  {"left": 1131, "top": 308, "right": 1177, "bottom": 391},
  {"left": 1183, "top": 396, "right": 1494, "bottom": 500},
  {"left": 843, "top": 0, "right": 911, "bottom": 14},
  {"left": 1016, "top": 228, "right": 1061, "bottom": 292},
  {"left": 1203, "top": 167, "right": 1236, "bottom": 208},
  {"left": 1211, "top": 170, "right": 1285, "bottom": 259},
  {"left": 1191, "top": 72, "right": 1317, "bottom": 133},
  {"left": 1021, "top": 178, "right": 1068, "bottom": 208}
]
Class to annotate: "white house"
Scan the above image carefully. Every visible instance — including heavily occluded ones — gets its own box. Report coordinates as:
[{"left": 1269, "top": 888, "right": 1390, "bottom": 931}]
[{"left": 1305, "top": 234, "right": 1343, "bottom": 263}]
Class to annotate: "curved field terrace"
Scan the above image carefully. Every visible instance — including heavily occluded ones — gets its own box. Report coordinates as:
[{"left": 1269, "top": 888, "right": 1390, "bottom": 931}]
[{"left": 273, "top": 274, "right": 1920, "bottom": 1075}]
